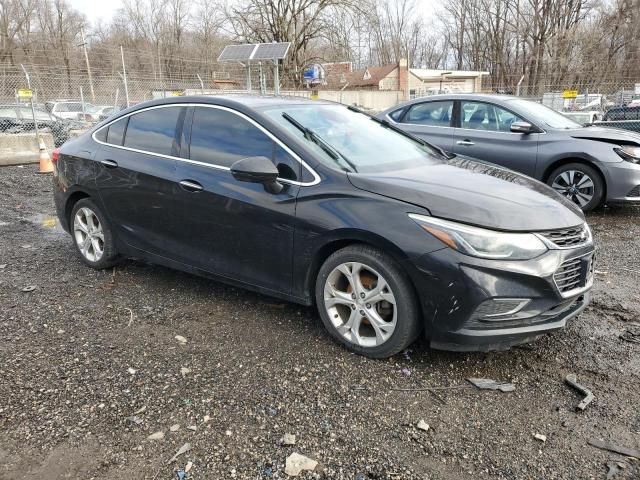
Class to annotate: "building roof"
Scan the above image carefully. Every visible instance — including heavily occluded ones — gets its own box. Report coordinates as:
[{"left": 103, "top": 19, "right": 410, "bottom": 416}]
[
  {"left": 410, "top": 69, "right": 489, "bottom": 80},
  {"left": 323, "top": 63, "right": 398, "bottom": 89}
]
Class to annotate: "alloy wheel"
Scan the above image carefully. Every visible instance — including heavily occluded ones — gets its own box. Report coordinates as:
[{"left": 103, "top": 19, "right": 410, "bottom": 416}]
[
  {"left": 551, "top": 170, "right": 594, "bottom": 208},
  {"left": 323, "top": 262, "right": 397, "bottom": 347},
  {"left": 73, "top": 207, "right": 105, "bottom": 262}
]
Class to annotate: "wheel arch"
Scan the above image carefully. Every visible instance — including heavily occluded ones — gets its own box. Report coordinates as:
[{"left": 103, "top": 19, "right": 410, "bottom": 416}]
[
  {"left": 303, "top": 230, "right": 413, "bottom": 306},
  {"left": 64, "top": 190, "right": 91, "bottom": 226},
  {"left": 541, "top": 157, "right": 607, "bottom": 201}
]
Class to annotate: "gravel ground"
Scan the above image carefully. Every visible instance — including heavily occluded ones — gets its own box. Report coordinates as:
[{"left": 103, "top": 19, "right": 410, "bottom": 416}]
[{"left": 0, "top": 164, "right": 639, "bottom": 480}]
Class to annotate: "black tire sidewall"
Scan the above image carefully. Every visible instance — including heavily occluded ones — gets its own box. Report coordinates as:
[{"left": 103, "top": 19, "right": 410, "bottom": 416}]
[
  {"left": 70, "top": 198, "right": 119, "bottom": 269},
  {"left": 314, "top": 245, "right": 420, "bottom": 358},
  {"left": 547, "top": 163, "right": 604, "bottom": 212}
]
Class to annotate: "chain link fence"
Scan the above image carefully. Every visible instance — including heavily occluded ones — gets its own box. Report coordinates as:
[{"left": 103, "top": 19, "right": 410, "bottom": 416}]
[{"left": 2, "top": 59, "right": 640, "bottom": 165}]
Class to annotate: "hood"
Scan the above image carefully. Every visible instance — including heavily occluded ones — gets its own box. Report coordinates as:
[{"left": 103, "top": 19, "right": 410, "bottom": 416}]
[
  {"left": 569, "top": 126, "right": 640, "bottom": 145},
  {"left": 348, "top": 157, "right": 585, "bottom": 232}
]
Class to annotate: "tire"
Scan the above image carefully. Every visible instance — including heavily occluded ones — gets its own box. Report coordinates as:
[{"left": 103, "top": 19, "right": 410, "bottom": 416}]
[
  {"left": 546, "top": 163, "right": 604, "bottom": 212},
  {"left": 70, "top": 198, "right": 120, "bottom": 269},
  {"left": 314, "top": 244, "right": 421, "bottom": 358}
]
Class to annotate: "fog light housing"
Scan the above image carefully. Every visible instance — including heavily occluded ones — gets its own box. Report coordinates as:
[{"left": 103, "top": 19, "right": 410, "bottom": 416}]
[{"left": 470, "top": 298, "right": 531, "bottom": 322}]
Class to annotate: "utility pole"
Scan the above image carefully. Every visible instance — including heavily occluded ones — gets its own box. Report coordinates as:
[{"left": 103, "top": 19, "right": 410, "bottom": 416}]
[
  {"left": 79, "top": 28, "right": 95, "bottom": 102},
  {"left": 120, "top": 46, "right": 130, "bottom": 107}
]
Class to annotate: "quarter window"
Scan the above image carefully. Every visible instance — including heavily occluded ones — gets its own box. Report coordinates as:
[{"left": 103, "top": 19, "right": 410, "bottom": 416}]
[
  {"left": 404, "top": 101, "right": 453, "bottom": 126},
  {"left": 106, "top": 118, "right": 128, "bottom": 146},
  {"left": 461, "top": 101, "right": 524, "bottom": 132},
  {"left": 124, "top": 107, "right": 183, "bottom": 156},
  {"left": 189, "top": 106, "right": 300, "bottom": 180}
]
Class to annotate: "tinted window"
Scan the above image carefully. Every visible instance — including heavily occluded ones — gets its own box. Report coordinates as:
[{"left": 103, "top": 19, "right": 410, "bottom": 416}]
[
  {"left": 461, "top": 101, "right": 524, "bottom": 132},
  {"left": 106, "top": 117, "right": 128, "bottom": 146},
  {"left": 389, "top": 108, "right": 405, "bottom": 121},
  {"left": 95, "top": 126, "right": 107, "bottom": 143},
  {"left": 124, "top": 107, "right": 183, "bottom": 156},
  {"left": 404, "top": 101, "right": 453, "bottom": 126},
  {"left": 189, "top": 107, "right": 299, "bottom": 180}
]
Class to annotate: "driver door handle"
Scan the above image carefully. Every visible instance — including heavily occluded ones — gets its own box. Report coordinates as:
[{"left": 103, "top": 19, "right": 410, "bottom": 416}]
[
  {"left": 100, "top": 159, "right": 118, "bottom": 168},
  {"left": 456, "top": 140, "right": 475, "bottom": 146},
  {"left": 179, "top": 180, "right": 203, "bottom": 192}
]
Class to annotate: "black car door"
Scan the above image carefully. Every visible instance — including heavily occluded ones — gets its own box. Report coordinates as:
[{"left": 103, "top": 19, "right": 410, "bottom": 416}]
[
  {"left": 171, "top": 105, "right": 303, "bottom": 294},
  {"left": 94, "top": 105, "right": 187, "bottom": 257}
]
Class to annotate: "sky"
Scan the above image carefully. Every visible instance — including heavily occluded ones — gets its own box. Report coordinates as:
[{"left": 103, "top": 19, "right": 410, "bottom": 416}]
[
  {"left": 69, "top": 0, "right": 436, "bottom": 27},
  {"left": 68, "top": 0, "right": 123, "bottom": 26}
]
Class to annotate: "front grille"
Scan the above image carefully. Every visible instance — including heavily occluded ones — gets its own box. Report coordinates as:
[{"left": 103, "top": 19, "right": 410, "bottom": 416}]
[
  {"left": 554, "top": 256, "right": 591, "bottom": 294},
  {"left": 539, "top": 225, "right": 588, "bottom": 248},
  {"left": 627, "top": 185, "right": 640, "bottom": 197}
]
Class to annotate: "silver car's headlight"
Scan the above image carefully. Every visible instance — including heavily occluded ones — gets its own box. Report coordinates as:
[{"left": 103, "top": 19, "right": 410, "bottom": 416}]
[
  {"left": 615, "top": 146, "right": 640, "bottom": 164},
  {"left": 409, "top": 214, "right": 548, "bottom": 260}
]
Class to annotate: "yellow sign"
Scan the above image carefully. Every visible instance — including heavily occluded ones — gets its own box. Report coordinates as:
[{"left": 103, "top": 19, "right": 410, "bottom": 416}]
[
  {"left": 17, "top": 88, "right": 33, "bottom": 99},
  {"left": 562, "top": 89, "right": 578, "bottom": 99},
  {"left": 171, "top": 91, "right": 183, "bottom": 97}
]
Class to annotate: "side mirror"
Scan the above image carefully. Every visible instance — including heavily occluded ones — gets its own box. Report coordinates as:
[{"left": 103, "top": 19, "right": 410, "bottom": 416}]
[
  {"left": 510, "top": 121, "right": 535, "bottom": 134},
  {"left": 230, "top": 156, "right": 283, "bottom": 194}
]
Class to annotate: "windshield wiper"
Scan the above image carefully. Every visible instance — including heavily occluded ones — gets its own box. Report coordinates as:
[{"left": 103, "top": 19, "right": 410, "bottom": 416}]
[
  {"left": 346, "top": 105, "right": 455, "bottom": 160},
  {"left": 281, "top": 112, "right": 357, "bottom": 173}
]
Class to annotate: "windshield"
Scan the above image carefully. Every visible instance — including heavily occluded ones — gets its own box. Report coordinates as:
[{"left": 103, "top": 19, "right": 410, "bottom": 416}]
[
  {"left": 262, "top": 104, "right": 443, "bottom": 173},
  {"left": 507, "top": 99, "right": 581, "bottom": 129},
  {"left": 563, "top": 113, "right": 591, "bottom": 125}
]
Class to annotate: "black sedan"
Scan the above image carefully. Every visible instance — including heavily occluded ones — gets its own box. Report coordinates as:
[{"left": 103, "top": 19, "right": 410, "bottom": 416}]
[{"left": 52, "top": 96, "right": 595, "bottom": 358}]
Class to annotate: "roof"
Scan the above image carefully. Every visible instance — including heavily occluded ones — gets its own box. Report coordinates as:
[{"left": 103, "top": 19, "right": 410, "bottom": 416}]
[
  {"left": 410, "top": 69, "right": 489, "bottom": 80},
  {"left": 324, "top": 63, "right": 398, "bottom": 89},
  {"left": 378, "top": 93, "right": 521, "bottom": 113}
]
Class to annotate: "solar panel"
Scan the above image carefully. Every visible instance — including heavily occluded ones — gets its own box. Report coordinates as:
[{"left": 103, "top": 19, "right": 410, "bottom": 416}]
[
  {"left": 217, "top": 42, "right": 291, "bottom": 62},
  {"left": 217, "top": 44, "right": 257, "bottom": 62},
  {"left": 252, "top": 42, "right": 291, "bottom": 60}
]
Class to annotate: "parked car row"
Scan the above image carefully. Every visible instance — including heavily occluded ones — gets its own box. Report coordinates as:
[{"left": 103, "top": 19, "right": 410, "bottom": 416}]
[
  {"left": 53, "top": 95, "right": 599, "bottom": 358},
  {"left": 0, "top": 104, "right": 86, "bottom": 147},
  {"left": 44, "top": 100, "right": 121, "bottom": 123}
]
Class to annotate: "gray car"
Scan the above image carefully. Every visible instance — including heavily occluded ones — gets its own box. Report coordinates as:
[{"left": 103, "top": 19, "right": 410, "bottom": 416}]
[{"left": 378, "top": 94, "right": 640, "bottom": 211}]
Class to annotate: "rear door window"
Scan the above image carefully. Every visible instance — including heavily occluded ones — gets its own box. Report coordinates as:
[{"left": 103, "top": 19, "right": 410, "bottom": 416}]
[
  {"left": 124, "top": 106, "right": 184, "bottom": 156},
  {"left": 403, "top": 101, "right": 453, "bottom": 126},
  {"left": 188, "top": 106, "right": 300, "bottom": 181}
]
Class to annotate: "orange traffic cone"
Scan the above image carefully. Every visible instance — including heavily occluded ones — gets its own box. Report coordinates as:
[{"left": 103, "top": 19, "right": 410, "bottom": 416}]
[{"left": 37, "top": 139, "right": 54, "bottom": 174}]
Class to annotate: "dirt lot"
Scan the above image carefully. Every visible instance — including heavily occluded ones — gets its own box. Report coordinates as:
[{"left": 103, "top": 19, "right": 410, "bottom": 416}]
[{"left": 0, "top": 164, "right": 639, "bottom": 480}]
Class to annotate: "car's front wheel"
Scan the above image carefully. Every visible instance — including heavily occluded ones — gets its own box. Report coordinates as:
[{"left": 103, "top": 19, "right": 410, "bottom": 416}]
[
  {"left": 315, "top": 245, "right": 421, "bottom": 358},
  {"left": 70, "top": 198, "right": 120, "bottom": 269},
  {"left": 547, "top": 163, "right": 604, "bottom": 212}
]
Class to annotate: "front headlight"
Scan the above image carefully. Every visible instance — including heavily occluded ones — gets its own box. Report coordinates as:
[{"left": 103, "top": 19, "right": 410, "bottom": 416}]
[
  {"left": 409, "top": 214, "right": 548, "bottom": 260},
  {"left": 615, "top": 146, "right": 640, "bottom": 164}
]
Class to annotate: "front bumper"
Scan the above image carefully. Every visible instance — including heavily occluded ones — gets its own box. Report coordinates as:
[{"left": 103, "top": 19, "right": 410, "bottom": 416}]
[
  {"left": 406, "top": 243, "right": 595, "bottom": 352},
  {"left": 602, "top": 160, "right": 640, "bottom": 202}
]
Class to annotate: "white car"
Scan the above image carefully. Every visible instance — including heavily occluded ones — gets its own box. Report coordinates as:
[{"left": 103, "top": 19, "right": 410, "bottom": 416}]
[
  {"left": 562, "top": 110, "right": 602, "bottom": 126},
  {"left": 45, "top": 100, "right": 96, "bottom": 121}
]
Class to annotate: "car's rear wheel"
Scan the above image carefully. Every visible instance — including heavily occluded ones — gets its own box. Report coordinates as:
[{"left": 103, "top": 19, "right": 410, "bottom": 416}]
[
  {"left": 70, "top": 198, "right": 119, "bottom": 269},
  {"left": 547, "top": 163, "right": 604, "bottom": 212},
  {"left": 315, "top": 245, "right": 420, "bottom": 358}
]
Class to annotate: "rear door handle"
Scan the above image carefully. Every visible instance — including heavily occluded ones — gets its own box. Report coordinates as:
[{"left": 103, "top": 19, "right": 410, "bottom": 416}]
[
  {"left": 456, "top": 140, "right": 475, "bottom": 146},
  {"left": 100, "top": 159, "right": 118, "bottom": 168},
  {"left": 179, "top": 180, "right": 203, "bottom": 192}
]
